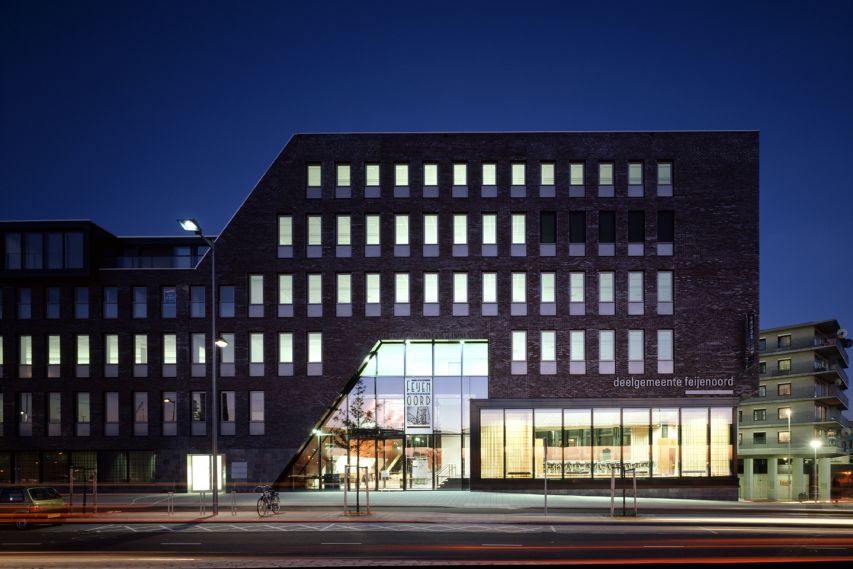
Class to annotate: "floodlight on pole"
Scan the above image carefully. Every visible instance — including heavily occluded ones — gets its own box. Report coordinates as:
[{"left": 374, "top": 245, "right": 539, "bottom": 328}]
[
  {"left": 178, "top": 218, "right": 220, "bottom": 515},
  {"left": 785, "top": 408, "right": 792, "bottom": 501}
]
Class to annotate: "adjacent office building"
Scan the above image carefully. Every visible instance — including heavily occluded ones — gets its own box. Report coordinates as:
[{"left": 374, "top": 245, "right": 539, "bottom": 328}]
[
  {"left": 0, "top": 132, "right": 759, "bottom": 499},
  {"left": 738, "top": 320, "right": 850, "bottom": 500}
]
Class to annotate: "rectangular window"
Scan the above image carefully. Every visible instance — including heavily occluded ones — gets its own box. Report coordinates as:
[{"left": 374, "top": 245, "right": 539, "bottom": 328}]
[
  {"left": 599, "top": 330, "right": 615, "bottom": 362},
  {"left": 482, "top": 214, "right": 497, "bottom": 245},
  {"left": 46, "top": 232, "right": 63, "bottom": 268},
  {"left": 307, "top": 164, "right": 321, "bottom": 187},
  {"left": 74, "top": 287, "right": 89, "bottom": 319},
  {"left": 453, "top": 214, "right": 467, "bottom": 244},
  {"left": 105, "top": 392, "right": 119, "bottom": 425},
  {"left": 482, "top": 272, "right": 497, "bottom": 303},
  {"left": 778, "top": 359, "right": 791, "bottom": 372},
  {"left": 570, "top": 162, "right": 584, "bottom": 186},
  {"left": 103, "top": 287, "right": 118, "bottom": 318},
  {"left": 105, "top": 334, "right": 119, "bottom": 365},
  {"left": 308, "top": 274, "right": 322, "bottom": 305},
  {"left": 395, "top": 273, "right": 410, "bottom": 303},
  {"left": 77, "top": 335, "right": 90, "bottom": 365},
  {"left": 24, "top": 233, "right": 43, "bottom": 269},
  {"left": 161, "top": 286, "right": 176, "bottom": 318},
  {"left": 395, "top": 214, "right": 409, "bottom": 245},
  {"left": 278, "top": 274, "right": 293, "bottom": 305},
  {"left": 336, "top": 215, "right": 351, "bottom": 246},
  {"left": 219, "top": 286, "right": 235, "bottom": 317},
  {"left": 778, "top": 407, "right": 791, "bottom": 420},
  {"left": 19, "top": 393, "right": 32, "bottom": 424},
  {"left": 366, "top": 273, "right": 380, "bottom": 304},
  {"left": 17, "top": 288, "right": 31, "bottom": 319},
  {"left": 133, "top": 287, "right": 147, "bottom": 318},
  {"left": 657, "top": 330, "right": 673, "bottom": 371},
  {"left": 628, "top": 272, "right": 644, "bottom": 302},
  {"left": 5, "top": 232, "right": 21, "bottom": 269},
  {"left": 424, "top": 214, "right": 438, "bottom": 245},
  {"left": 540, "top": 162, "right": 555, "bottom": 185},
  {"left": 753, "top": 432, "right": 767, "bottom": 445},
  {"left": 20, "top": 335, "right": 32, "bottom": 365},
  {"left": 570, "top": 272, "right": 585, "bottom": 303},
  {"left": 658, "top": 162, "right": 672, "bottom": 185},
  {"left": 365, "top": 214, "right": 380, "bottom": 245},
  {"left": 777, "top": 334, "right": 791, "bottom": 349},
  {"left": 190, "top": 286, "right": 205, "bottom": 318},
  {"left": 541, "top": 331, "right": 556, "bottom": 361},
  {"left": 250, "top": 333, "right": 264, "bottom": 364},
  {"left": 220, "top": 333, "right": 235, "bottom": 364},
  {"left": 46, "top": 287, "right": 60, "bottom": 319},
  {"left": 163, "top": 334, "right": 177, "bottom": 365},
  {"left": 778, "top": 431, "right": 790, "bottom": 444},
  {"left": 540, "top": 212, "right": 556, "bottom": 244},
  {"left": 308, "top": 332, "right": 322, "bottom": 363},
  {"left": 250, "top": 391, "right": 265, "bottom": 423},
  {"left": 249, "top": 275, "right": 264, "bottom": 306},
  {"left": 629, "top": 330, "right": 644, "bottom": 362},
  {"left": 599, "top": 272, "right": 614, "bottom": 302},
  {"left": 570, "top": 331, "right": 585, "bottom": 361},
  {"left": 163, "top": 391, "right": 177, "bottom": 425},
  {"left": 599, "top": 162, "right": 613, "bottom": 185},
  {"left": 278, "top": 215, "right": 293, "bottom": 246},
  {"left": 336, "top": 163, "right": 351, "bottom": 187},
  {"left": 48, "top": 335, "right": 61, "bottom": 365},
  {"left": 221, "top": 391, "right": 236, "bottom": 423},
  {"left": 511, "top": 214, "right": 526, "bottom": 245},
  {"left": 453, "top": 163, "right": 467, "bottom": 185},
  {"left": 134, "top": 392, "right": 148, "bottom": 424},
  {"left": 512, "top": 331, "right": 527, "bottom": 362},
  {"left": 569, "top": 211, "right": 586, "bottom": 243},
  {"left": 77, "top": 392, "right": 91, "bottom": 425},
  {"left": 628, "top": 211, "right": 645, "bottom": 243},
  {"left": 365, "top": 163, "right": 380, "bottom": 186},
  {"left": 511, "top": 272, "right": 527, "bottom": 303},
  {"left": 191, "top": 392, "right": 206, "bottom": 423},
  {"left": 598, "top": 211, "right": 615, "bottom": 244},
  {"left": 191, "top": 333, "right": 205, "bottom": 364},
  {"left": 511, "top": 162, "right": 525, "bottom": 185},
  {"left": 394, "top": 163, "right": 409, "bottom": 186},
  {"left": 482, "top": 162, "right": 497, "bottom": 185},
  {"left": 307, "top": 215, "right": 322, "bottom": 246},
  {"left": 335, "top": 273, "right": 351, "bottom": 305},
  {"left": 540, "top": 272, "right": 555, "bottom": 303},
  {"left": 657, "top": 210, "right": 675, "bottom": 243},
  {"left": 453, "top": 273, "right": 468, "bottom": 303},
  {"left": 658, "top": 271, "right": 673, "bottom": 302},
  {"left": 278, "top": 333, "right": 293, "bottom": 364},
  {"left": 47, "top": 392, "right": 61, "bottom": 426},
  {"left": 629, "top": 162, "right": 643, "bottom": 185},
  {"left": 778, "top": 383, "right": 792, "bottom": 396},
  {"left": 424, "top": 273, "right": 439, "bottom": 303},
  {"left": 424, "top": 163, "right": 438, "bottom": 186}
]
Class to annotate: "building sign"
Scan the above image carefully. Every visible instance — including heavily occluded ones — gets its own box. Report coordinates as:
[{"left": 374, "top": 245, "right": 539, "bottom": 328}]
[
  {"left": 405, "top": 377, "right": 432, "bottom": 434},
  {"left": 612, "top": 376, "right": 734, "bottom": 395}
]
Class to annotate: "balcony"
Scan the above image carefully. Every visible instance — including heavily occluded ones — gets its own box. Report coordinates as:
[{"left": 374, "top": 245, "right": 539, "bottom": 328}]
[
  {"left": 760, "top": 334, "right": 850, "bottom": 367},
  {"left": 813, "top": 383, "right": 849, "bottom": 410},
  {"left": 762, "top": 360, "right": 849, "bottom": 385}
]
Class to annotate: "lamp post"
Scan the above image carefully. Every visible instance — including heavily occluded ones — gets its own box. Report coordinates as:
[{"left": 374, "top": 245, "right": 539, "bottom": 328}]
[
  {"left": 313, "top": 429, "right": 329, "bottom": 490},
  {"left": 179, "top": 218, "right": 221, "bottom": 515},
  {"left": 809, "top": 439, "right": 822, "bottom": 503},
  {"left": 785, "top": 408, "right": 792, "bottom": 501}
]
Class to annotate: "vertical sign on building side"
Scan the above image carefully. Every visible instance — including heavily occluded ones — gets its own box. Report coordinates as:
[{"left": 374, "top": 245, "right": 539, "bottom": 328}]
[
  {"left": 405, "top": 377, "right": 432, "bottom": 434},
  {"left": 745, "top": 311, "right": 756, "bottom": 369}
]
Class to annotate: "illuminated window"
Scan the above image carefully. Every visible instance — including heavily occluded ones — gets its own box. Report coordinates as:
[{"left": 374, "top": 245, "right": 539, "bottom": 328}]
[
  {"left": 753, "top": 409, "right": 766, "bottom": 421},
  {"left": 424, "top": 163, "right": 438, "bottom": 186},
  {"left": 778, "top": 383, "right": 792, "bottom": 396},
  {"left": 279, "top": 333, "right": 293, "bottom": 364},
  {"left": 337, "top": 274, "right": 352, "bottom": 305},
  {"left": 482, "top": 162, "right": 497, "bottom": 186},
  {"left": 308, "top": 274, "right": 322, "bottom": 306},
  {"left": 191, "top": 334, "right": 205, "bottom": 364},
  {"left": 658, "top": 162, "right": 672, "bottom": 185},
  {"left": 278, "top": 215, "right": 292, "bottom": 246},
  {"left": 482, "top": 214, "right": 497, "bottom": 245},
  {"left": 778, "top": 431, "right": 790, "bottom": 444},
  {"left": 394, "top": 163, "right": 409, "bottom": 186},
  {"left": 366, "top": 273, "right": 381, "bottom": 304},
  {"left": 76, "top": 335, "right": 90, "bottom": 365},
  {"left": 682, "top": 408, "right": 708, "bottom": 476},
  {"left": 511, "top": 272, "right": 527, "bottom": 303},
  {"left": 778, "top": 359, "right": 791, "bottom": 372},
  {"left": 424, "top": 214, "right": 438, "bottom": 246},
  {"left": 307, "top": 164, "right": 321, "bottom": 187},
  {"left": 599, "top": 272, "right": 614, "bottom": 302},
  {"left": 453, "top": 163, "right": 467, "bottom": 185},
  {"left": 511, "top": 214, "right": 526, "bottom": 245},
  {"left": 482, "top": 272, "right": 497, "bottom": 303},
  {"left": 105, "top": 335, "right": 119, "bottom": 365},
  {"left": 570, "top": 330, "right": 585, "bottom": 362},
  {"left": 48, "top": 335, "right": 61, "bottom": 365},
  {"left": 540, "top": 162, "right": 555, "bottom": 186},
  {"left": 453, "top": 273, "right": 468, "bottom": 304},
  {"left": 540, "top": 272, "right": 555, "bottom": 304},
  {"left": 395, "top": 214, "right": 409, "bottom": 245},
  {"left": 629, "top": 330, "right": 644, "bottom": 364},
  {"left": 424, "top": 273, "right": 439, "bottom": 304},
  {"left": 163, "top": 334, "right": 177, "bottom": 365},
  {"left": 570, "top": 162, "right": 584, "bottom": 186},
  {"left": 249, "top": 275, "right": 263, "bottom": 306},
  {"left": 453, "top": 214, "right": 467, "bottom": 245},
  {"left": 250, "top": 333, "right": 264, "bottom": 364},
  {"left": 570, "top": 272, "right": 585, "bottom": 303},
  {"left": 19, "top": 335, "right": 32, "bottom": 365},
  {"left": 278, "top": 274, "right": 293, "bottom": 307},
  {"left": 365, "top": 214, "right": 380, "bottom": 245},
  {"left": 336, "top": 215, "right": 351, "bottom": 246},
  {"left": 657, "top": 330, "right": 673, "bottom": 373},
  {"left": 629, "top": 162, "right": 643, "bottom": 185},
  {"left": 598, "top": 162, "right": 613, "bottom": 185},
  {"left": 778, "top": 407, "right": 791, "bottom": 420},
  {"left": 395, "top": 273, "right": 410, "bottom": 304},
  {"left": 511, "top": 163, "right": 526, "bottom": 185},
  {"left": 512, "top": 331, "right": 527, "bottom": 362},
  {"left": 365, "top": 163, "right": 380, "bottom": 186},
  {"left": 307, "top": 215, "right": 322, "bottom": 246},
  {"left": 308, "top": 332, "right": 322, "bottom": 363},
  {"left": 480, "top": 409, "right": 504, "bottom": 478},
  {"left": 599, "top": 330, "right": 615, "bottom": 364},
  {"left": 541, "top": 331, "right": 556, "bottom": 362},
  {"left": 336, "top": 164, "right": 350, "bottom": 187}
]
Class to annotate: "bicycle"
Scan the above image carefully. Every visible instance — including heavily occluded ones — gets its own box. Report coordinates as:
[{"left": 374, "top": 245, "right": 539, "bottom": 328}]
[{"left": 255, "top": 485, "right": 280, "bottom": 517}]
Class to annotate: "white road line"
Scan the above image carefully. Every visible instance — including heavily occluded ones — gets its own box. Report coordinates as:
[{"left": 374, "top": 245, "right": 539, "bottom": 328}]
[{"left": 643, "top": 545, "right": 685, "bottom": 548}]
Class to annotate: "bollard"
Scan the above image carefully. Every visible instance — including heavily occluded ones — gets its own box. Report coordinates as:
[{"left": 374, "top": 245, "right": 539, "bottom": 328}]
[
  {"left": 231, "top": 490, "right": 237, "bottom": 517},
  {"left": 167, "top": 491, "right": 175, "bottom": 516},
  {"left": 609, "top": 467, "right": 615, "bottom": 516}
]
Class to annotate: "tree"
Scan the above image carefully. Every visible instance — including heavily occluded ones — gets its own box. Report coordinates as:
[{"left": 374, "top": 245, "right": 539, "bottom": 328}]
[{"left": 334, "top": 379, "right": 378, "bottom": 512}]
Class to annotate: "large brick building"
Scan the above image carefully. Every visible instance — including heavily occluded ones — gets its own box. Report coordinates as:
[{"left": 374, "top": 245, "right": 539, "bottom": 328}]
[{"left": 0, "top": 132, "right": 759, "bottom": 499}]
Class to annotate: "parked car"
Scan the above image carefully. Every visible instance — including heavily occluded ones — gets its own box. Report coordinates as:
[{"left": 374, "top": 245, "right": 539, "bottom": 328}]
[{"left": 0, "top": 487, "right": 68, "bottom": 529}]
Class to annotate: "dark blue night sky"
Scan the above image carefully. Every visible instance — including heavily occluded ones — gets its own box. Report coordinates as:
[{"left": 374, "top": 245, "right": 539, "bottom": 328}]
[{"left": 2, "top": 0, "right": 852, "bottom": 333}]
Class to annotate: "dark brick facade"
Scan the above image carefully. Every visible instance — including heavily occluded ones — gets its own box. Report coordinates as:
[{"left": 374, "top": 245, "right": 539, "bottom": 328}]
[{"left": 0, "top": 132, "right": 759, "bottom": 492}]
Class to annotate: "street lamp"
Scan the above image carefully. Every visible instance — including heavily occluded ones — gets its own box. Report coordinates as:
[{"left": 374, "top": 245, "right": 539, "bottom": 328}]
[
  {"left": 809, "top": 439, "right": 822, "bottom": 503},
  {"left": 313, "top": 429, "right": 329, "bottom": 490},
  {"left": 785, "top": 408, "right": 792, "bottom": 501},
  {"left": 178, "top": 218, "right": 221, "bottom": 515}
]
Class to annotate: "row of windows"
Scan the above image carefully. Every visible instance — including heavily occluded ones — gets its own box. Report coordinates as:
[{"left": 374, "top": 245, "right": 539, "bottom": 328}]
[
  {"left": 0, "top": 390, "right": 264, "bottom": 437},
  {"left": 3, "top": 231, "right": 85, "bottom": 271},
  {"left": 276, "top": 211, "right": 675, "bottom": 258},
  {"left": 2, "top": 271, "right": 674, "bottom": 321},
  {"left": 304, "top": 160, "right": 674, "bottom": 196},
  {"left": 1, "top": 329, "right": 674, "bottom": 378}
]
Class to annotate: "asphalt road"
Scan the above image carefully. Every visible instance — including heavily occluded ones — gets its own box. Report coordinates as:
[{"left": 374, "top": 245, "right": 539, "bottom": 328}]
[{"left": 1, "top": 521, "right": 853, "bottom": 566}]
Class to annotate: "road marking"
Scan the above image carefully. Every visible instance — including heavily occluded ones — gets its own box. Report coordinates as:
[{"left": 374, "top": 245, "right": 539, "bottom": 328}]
[
  {"left": 321, "top": 542, "right": 362, "bottom": 545},
  {"left": 481, "top": 544, "right": 523, "bottom": 547},
  {"left": 159, "top": 542, "right": 201, "bottom": 546},
  {"left": 643, "top": 545, "right": 685, "bottom": 548}
]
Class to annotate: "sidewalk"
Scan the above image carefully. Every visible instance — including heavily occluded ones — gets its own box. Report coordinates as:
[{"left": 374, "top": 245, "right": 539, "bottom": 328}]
[{"left": 61, "top": 490, "right": 853, "bottom": 527}]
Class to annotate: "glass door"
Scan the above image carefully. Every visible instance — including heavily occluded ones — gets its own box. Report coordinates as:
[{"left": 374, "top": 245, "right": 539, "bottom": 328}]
[
  {"left": 378, "top": 438, "right": 404, "bottom": 490},
  {"left": 406, "top": 434, "right": 434, "bottom": 489}
]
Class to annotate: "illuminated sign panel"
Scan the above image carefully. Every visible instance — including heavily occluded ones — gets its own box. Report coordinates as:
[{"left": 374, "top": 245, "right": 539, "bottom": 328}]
[{"left": 405, "top": 377, "right": 432, "bottom": 434}]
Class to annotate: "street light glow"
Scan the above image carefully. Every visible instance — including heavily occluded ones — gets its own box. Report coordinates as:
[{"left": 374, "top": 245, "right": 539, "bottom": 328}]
[
  {"left": 178, "top": 218, "right": 201, "bottom": 233},
  {"left": 215, "top": 337, "right": 230, "bottom": 348},
  {"left": 810, "top": 439, "right": 822, "bottom": 449}
]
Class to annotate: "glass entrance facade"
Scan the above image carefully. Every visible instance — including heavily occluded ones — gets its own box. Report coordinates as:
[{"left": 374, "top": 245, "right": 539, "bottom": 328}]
[{"left": 290, "top": 340, "right": 488, "bottom": 490}]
